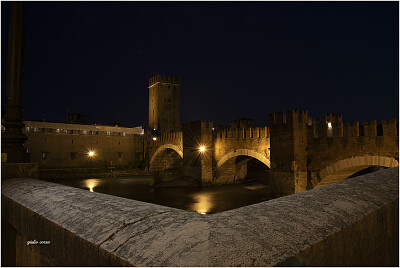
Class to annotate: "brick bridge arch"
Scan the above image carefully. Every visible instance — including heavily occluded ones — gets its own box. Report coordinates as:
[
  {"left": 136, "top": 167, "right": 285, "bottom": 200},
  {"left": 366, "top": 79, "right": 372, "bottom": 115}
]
[
  {"left": 214, "top": 149, "right": 271, "bottom": 184},
  {"left": 148, "top": 132, "right": 183, "bottom": 173},
  {"left": 216, "top": 149, "right": 270, "bottom": 169},
  {"left": 150, "top": 144, "right": 183, "bottom": 165},
  {"left": 312, "top": 155, "right": 399, "bottom": 188}
]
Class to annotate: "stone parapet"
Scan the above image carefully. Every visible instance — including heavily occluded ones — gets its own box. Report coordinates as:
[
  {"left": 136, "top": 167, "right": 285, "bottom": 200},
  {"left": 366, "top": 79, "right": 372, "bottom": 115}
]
[{"left": 2, "top": 167, "right": 398, "bottom": 266}]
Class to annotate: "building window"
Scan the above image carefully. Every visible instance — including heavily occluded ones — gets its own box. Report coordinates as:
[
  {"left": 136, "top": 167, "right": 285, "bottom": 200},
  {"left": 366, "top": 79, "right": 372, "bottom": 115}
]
[
  {"left": 70, "top": 152, "right": 78, "bottom": 160},
  {"left": 25, "top": 127, "right": 30, "bottom": 132},
  {"left": 83, "top": 130, "right": 87, "bottom": 135},
  {"left": 107, "top": 131, "right": 111, "bottom": 136},
  {"left": 48, "top": 128, "right": 53, "bottom": 133},
  {"left": 56, "top": 129, "right": 60, "bottom": 133},
  {"left": 77, "top": 130, "right": 80, "bottom": 134},
  {"left": 123, "top": 132, "right": 126, "bottom": 136},
  {"left": 118, "top": 152, "right": 122, "bottom": 158},
  {"left": 41, "top": 128, "right": 45, "bottom": 133},
  {"left": 64, "top": 129, "right": 68, "bottom": 134},
  {"left": 72, "top": 139, "right": 74, "bottom": 144},
  {"left": 34, "top": 127, "right": 38, "bottom": 132},
  {"left": 42, "top": 152, "right": 50, "bottom": 160}
]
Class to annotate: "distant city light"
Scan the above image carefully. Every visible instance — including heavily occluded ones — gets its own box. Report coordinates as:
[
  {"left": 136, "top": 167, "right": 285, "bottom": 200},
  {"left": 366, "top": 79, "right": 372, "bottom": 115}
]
[
  {"left": 199, "top": 146, "right": 206, "bottom": 152},
  {"left": 153, "top": 137, "right": 157, "bottom": 141},
  {"left": 88, "top": 151, "right": 95, "bottom": 157},
  {"left": 327, "top": 122, "right": 332, "bottom": 128}
]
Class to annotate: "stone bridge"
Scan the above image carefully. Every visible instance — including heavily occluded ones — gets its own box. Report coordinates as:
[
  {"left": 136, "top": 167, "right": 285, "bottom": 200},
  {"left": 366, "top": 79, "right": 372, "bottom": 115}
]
[
  {"left": 148, "top": 110, "right": 398, "bottom": 196},
  {"left": 213, "top": 126, "right": 270, "bottom": 183},
  {"left": 148, "top": 131, "right": 183, "bottom": 173}
]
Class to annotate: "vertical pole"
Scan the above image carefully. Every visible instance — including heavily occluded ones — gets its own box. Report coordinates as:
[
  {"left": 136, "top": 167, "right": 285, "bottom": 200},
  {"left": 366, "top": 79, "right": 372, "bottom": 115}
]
[{"left": 2, "top": 2, "right": 29, "bottom": 163}]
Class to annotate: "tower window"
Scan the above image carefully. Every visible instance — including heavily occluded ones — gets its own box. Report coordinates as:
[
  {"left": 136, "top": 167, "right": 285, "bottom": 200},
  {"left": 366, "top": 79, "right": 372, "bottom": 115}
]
[{"left": 42, "top": 152, "right": 50, "bottom": 160}]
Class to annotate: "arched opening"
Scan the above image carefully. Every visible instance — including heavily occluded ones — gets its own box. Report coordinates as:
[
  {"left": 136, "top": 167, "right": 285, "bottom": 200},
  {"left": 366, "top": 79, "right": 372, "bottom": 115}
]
[
  {"left": 215, "top": 154, "right": 270, "bottom": 184},
  {"left": 314, "top": 156, "right": 398, "bottom": 188},
  {"left": 149, "top": 147, "right": 183, "bottom": 174}
]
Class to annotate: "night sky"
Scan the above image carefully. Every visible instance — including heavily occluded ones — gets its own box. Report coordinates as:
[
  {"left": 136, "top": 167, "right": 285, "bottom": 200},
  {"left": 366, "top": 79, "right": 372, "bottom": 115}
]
[{"left": 1, "top": 2, "right": 398, "bottom": 128}]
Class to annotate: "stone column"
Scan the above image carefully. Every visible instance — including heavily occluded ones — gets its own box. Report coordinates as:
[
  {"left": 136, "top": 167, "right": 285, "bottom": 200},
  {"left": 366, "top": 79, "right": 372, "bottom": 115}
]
[{"left": 2, "top": 2, "right": 29, "bottom": 163}]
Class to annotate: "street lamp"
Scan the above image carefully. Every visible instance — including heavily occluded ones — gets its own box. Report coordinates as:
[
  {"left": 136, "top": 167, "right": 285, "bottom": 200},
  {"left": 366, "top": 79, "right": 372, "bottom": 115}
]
[{"left": 199, "top": 146, "right": 206, "bottom": 153}]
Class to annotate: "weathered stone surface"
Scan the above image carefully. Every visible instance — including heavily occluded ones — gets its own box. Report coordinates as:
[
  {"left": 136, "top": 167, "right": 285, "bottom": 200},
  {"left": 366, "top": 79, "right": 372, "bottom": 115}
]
[{"left": 2, "top": 167, "right": 399, "bottom": 266}]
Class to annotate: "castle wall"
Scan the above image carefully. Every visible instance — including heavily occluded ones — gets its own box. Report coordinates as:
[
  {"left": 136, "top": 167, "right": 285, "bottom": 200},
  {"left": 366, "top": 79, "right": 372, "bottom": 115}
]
[
  {"left": 213, "top": 127, "right": 269, "bottom": 165},
  {"left": 16, "top": 121, "right": 145, "bottom": 169},
  {"left": 268, "top": 110, "right": 309, "bottom": 195},
  {"left": 307, "top": 117, "right": 398, "bottom": 187}
]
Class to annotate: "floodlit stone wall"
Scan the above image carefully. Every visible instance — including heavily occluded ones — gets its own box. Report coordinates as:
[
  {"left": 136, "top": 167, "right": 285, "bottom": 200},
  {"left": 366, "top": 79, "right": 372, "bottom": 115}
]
[
  {"left": 25, "top": 131, "right": 144, "bottom": 168},
  {"left": 148, "top": 74, "right": 181, "bottom": 133},
  {"left": 2, "top": 167, "right": 398, "bottom": 266}
]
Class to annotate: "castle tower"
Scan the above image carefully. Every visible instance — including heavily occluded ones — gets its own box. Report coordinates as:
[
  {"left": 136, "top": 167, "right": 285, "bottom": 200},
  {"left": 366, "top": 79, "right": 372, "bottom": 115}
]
[
  {"left": 269, "top": 110, "right": 309, "bottom": 195},
  {"left": 148, "top": 74, "right": 181, "bottom": 134}
]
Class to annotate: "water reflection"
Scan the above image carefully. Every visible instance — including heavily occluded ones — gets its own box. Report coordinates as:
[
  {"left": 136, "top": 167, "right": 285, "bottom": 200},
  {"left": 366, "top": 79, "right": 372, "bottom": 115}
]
[
  {"left": 85, "top": 179, "right": 100, "bottom": 192},
  {"left": 192, "top": 193, "right": 214, "bottom": 214},
  {"left": 45, "top": 176, "right": 273, "bottom": 214}
]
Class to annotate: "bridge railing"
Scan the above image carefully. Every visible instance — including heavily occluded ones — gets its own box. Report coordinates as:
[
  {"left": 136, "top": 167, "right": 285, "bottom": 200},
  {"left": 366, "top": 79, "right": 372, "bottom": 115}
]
[{"left": 2, "top": 167, "right": 398, "bottom": 266}]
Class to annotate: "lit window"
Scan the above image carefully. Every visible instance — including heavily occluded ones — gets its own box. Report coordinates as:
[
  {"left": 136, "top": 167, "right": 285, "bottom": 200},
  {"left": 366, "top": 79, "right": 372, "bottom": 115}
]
[
  {"left": 42, "top": 152, "right": 50, "bottom": 160},
  {"left": 83, "top": 130, "right": 87, "bottom": 135}
]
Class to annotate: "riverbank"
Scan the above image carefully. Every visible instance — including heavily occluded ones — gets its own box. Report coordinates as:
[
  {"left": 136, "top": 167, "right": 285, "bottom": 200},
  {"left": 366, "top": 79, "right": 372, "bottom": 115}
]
[{"left": 38, "top": 167, "right": 150, "bottom": 180}]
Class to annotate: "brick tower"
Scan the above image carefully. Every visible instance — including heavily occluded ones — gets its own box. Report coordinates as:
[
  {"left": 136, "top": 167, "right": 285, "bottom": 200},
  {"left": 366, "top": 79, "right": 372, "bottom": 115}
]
[
  {"left": 148, "top": 74, "right": 181, "bottom": 134},
  {"left": 269, "top": 110, "right": 309, "bottom": 195}
]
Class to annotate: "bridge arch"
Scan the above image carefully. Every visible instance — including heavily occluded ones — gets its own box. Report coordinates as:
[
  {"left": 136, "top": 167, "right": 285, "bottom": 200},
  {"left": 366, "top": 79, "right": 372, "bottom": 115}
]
[
  {"left": 217, "top": 149, "right": 270, "bottom": 169},
  {"left": 314, "top": 155, "right": 398, "bottom": 188},
  {"left": 150, "top": 144, "right": 183, "bottom": 165}
]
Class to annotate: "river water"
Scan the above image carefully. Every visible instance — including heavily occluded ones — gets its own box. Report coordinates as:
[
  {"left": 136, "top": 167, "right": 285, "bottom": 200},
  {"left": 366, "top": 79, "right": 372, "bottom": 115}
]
[{"left": 45, "top": 176, "right": 273, "bottom": 214}]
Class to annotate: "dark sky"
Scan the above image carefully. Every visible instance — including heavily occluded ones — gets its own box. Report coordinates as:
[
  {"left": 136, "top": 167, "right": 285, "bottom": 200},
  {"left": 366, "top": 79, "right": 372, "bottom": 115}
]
[{"left": 1, "top": 2, "right": 398, "bottom": 128}]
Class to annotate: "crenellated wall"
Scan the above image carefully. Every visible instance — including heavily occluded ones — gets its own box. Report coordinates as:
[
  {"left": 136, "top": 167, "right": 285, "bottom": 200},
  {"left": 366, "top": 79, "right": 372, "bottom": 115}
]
[
  {"left": 212, "top": 126, "right": 270, "bottom": 184},
  {"left": 148, "top": 131, "right": 183, "bottom": 173},
  {"left": 307, "top": 117, "right": 398, "bottom": 188},
  {"left": 148, "top": 110, "right": 398, "bottom": 193}
]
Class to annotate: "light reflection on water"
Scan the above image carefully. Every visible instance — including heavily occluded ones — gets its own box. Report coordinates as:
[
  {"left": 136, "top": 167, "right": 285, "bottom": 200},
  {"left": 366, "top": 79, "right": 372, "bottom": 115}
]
[{"left": 45, "top": 176, "right": 272, "bottom": 214}]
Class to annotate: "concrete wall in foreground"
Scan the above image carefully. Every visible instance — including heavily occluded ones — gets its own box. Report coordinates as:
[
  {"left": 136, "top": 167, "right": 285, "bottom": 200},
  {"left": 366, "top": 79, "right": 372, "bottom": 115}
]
[{"left": 2, "top": 167, "right": 398, "bottom": 266}]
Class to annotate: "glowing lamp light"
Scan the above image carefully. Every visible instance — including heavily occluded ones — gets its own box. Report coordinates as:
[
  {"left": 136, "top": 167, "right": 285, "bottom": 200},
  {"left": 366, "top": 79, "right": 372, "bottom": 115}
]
[
  {"left": 153, "top": 137, "right": 157, "bottom": 141},
  {"left": 199, "top": 146, "right": 206, "bottom": 152},
  {"left": 327, "top": 122, "right": 332, "bottom": 128},
  {"left": 88, "top": 151, "right": 95, "bottom": 157}
]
